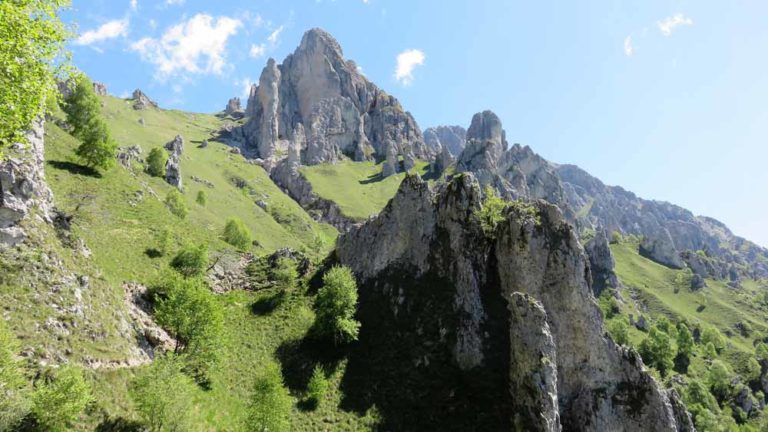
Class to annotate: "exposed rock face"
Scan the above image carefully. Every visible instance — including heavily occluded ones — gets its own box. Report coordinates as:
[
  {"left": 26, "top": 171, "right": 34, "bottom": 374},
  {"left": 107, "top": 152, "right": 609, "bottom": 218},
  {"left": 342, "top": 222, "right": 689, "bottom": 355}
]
[
  {"left": 132, "top": 89, "right": 158, "bottom": 110},
  {"left": 424, "top": 125, "right": 466, "bottom": 157},
  {"left": 93, "top": 82, "right": 108, "bottom": 96},
  {"left": 584, "top": 229, "right": 619, "bottom": 296},
  {"left": 640, "top": 228, "right": 685, "bottom": 269},
  {"left": 0, "top": 117, "right": 54, "bottom": 247},
  {"left": 224, "top": 97, "right": 244, "bottom": 118},
  {"left": 336, "top": 173, "right": 691, "bottom": 431},
  {"left": 241, "top": 28, "right": 432, "bottom": 170},
  {"left": 430, "top": 144, "right": 455, "bottom": 176},
  {"left": 117, "top": 145, "right": 143, "bottom": 169},
  {"left": 164, "top": 135, "right": 183, "bottom": 188}
]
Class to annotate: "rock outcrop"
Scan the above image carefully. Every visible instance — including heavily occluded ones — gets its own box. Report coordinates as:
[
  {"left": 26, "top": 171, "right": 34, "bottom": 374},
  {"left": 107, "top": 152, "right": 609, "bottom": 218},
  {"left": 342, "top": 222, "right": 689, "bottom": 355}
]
[
  {"left": 93, "top": 81, "right": 108, "bottom": 96},
  {"left": 584, "top": 228, "right": 619, "bottom": 296},
  {"left": 336, "top": 173, "right": 692, "bottom": 431},
  {"left": 0, "top": 117, "right": 54, "bottom": 247},
  {"left": 224, "top": 97, "right": 244, "bottom": 118},
  {"left": 424, "top": 125, "right": 466, "bottom": 157},
  {"left": 132, "top": 89, "right": 158, "bottom": 110},
  {"left": 164, "top": 135, "right": 183, "bottom": 188},
  {"left": 241, "top": 28, "right": 432, "bottom": 170}
]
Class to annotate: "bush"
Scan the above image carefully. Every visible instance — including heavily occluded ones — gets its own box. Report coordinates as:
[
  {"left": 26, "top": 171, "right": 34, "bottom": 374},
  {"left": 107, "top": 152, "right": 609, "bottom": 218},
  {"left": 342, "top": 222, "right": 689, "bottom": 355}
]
[
  {"left": 638, "top": 327, "right": 674, "bottom": 376},
  {"left": 271, "top": 257, "right": 298, "bottom": 291},
  {"left": 223, "top": 218, "right": 252, "bottom": 251},
  {"left": 130, "top": 355, "right": 199, "bottom": 432},
  {"left": 170, "top": 244, "right": 208, "bottom": 278},
  {"left": 196, "top": 190, "right": 207, "bottom": 206},
  {"left": 64, "top": 75, "right": 117, "bottom": 170},
  {"left": 0, "top": 320, "right": 30, "bottom": 431},
  {"left": 707, "top": 360, "right": 731, "bottom": 401},
  {"left": 597, "top": 290, "right": 619, "bottom": 319},
  {"left": 0, "top": 0, "right": 68, "bottom": 154},
  {"left": 700, "top": 326, "right": 725, "bottom": 353},
  {"left": 146, "top": 147, "right": 168, "bottom": 177},
  {"left": 607, "top": 318, "right": 629, "bottom": 346},
  {"left": 475, "top": 185, "right": 507, "bottom": 238},
  {"left": 165, "top": 189, "right": 188, "bottom": 219},
  {"left": 745, "top": 357, "right": 761, "bottom": 383},
  {"left": 305, "top": 365, "right": 328, "bottom": 408},
  {"left": 247, "top": 364, "right": 291, "bottom": 432},
  {"left": 610, "top": 231, "right": 623, "bottom": 244},
  {"left": 31, "top": 366, "right": 92, "bottom": 431},
  {"left": 153, "top": 275, "right": 223, "bottom": 384},
  {"left": 676, "top": 323, "right": 694, "bottom": 358},
  {"left": 314, "top": 266, "right": 360, "bottom": 345},
  {"left": 156, "top": 228, "right": 173, "bottom": 257}
]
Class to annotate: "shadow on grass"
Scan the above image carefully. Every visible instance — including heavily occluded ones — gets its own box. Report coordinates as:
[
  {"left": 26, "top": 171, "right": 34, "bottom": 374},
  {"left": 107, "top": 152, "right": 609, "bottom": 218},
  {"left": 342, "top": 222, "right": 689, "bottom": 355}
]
[
  {"left": 144, "top": 248, "right": 162, "bottom": 258},
  {"left": 95, "top": 417, "right": 144, "bottom": 432},
  {"left": 251, "top": 290, "right": 286, "bottom": 316},
  {"left": 48, "top": 160, "right": 101, "bottom": 178},
  {"left": 275, "top": 335, "right": 345, "bottom": 396},
  {"left": 358, "top": 173, "right": 383, "bottom": 185}
]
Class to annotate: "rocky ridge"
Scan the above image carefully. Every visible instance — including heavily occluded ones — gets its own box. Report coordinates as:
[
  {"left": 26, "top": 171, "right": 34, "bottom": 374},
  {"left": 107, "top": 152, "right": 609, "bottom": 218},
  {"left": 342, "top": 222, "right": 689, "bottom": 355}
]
[{"left": 336, "top": 173, "right": 692, "bottom": 431}]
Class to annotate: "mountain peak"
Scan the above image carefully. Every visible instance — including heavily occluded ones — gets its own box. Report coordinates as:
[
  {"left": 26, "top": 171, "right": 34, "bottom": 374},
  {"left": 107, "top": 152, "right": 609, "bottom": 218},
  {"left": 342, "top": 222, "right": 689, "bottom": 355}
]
[{"left": 298, "top": 27, "right": 343, "bottom": 57}]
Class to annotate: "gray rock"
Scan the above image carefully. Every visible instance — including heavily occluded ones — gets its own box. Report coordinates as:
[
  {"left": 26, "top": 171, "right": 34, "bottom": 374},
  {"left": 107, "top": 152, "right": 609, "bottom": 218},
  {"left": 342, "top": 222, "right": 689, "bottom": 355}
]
[
  {"left": 93, "top": 82, "right": 108, "bottom": 96},
  {"left": 423, "top": 125, "right": 466, "bottom": 157},
  {"left": 430, "top": 143, "right": 455, "bottom": 176},
  {"left": 640, "top": 229, "right": 685, "bottom": 269},
  {"left": 240, "top": 28, "right": 432, "bottom": 170},
  {"left": 132, "top": 89, "right": 158, "bottom": 110},
  {"left": 224, "top": 97, "right": 244, "bottom": 118},
  {"left": 164, "top": 135, "right": 183, "bottom": 188},
  {"left": 337, "top": 173, "right": 689, "bottom": 430},
  {"left": 584, "top": 229, "right": 619, "bottom": 296},
  {"left": 690, "top": 274, "right": 706, "bottom": 290},
  {"left": 117, "top": 145, "right": 143, "bottom": 168}
]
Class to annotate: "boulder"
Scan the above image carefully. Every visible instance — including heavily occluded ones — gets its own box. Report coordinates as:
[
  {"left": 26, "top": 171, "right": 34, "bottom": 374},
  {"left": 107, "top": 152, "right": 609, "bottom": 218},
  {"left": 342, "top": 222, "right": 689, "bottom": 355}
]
[
  {"left": 164, "top": 135, "right": 184, "bottom": 188},
  {"left": 640, "top": 229, "right": 685, "bottom": 269}
]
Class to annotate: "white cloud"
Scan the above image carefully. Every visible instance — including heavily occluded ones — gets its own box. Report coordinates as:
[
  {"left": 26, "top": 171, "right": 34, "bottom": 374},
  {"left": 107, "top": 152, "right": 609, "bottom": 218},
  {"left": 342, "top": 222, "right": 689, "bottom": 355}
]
[
  {"left": 166, "top": 0, "right": 184, "bottom": 5},
  {"left": 657, "top": 14, "right": 693, "bottom": 36},
  {"left": 267, "top": 25, "right": 284, "bottom": 44},
  {"left": 130, "top": 14, "right": 242, "bottom": 78},
  {"left": 623, "top": 36, "right": 634, "bottom": 57},
  {"left": 249, "top": 43, "right": 266, "bottom": 59},
  {"left": 394, "top": 49, "right": 425, "bottom": 85},
  {"left": 130, "top": 0, "right": 137, "bottom": 11},
  {"left": 76, "top": 19, "right": 129, "bottom": 45}
]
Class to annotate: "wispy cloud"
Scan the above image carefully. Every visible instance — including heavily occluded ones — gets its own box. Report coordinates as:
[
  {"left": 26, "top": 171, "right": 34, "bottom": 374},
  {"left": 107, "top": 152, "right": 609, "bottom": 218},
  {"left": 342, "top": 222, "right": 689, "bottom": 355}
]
[
  {"left": 130, "top": 0, "right": 137, "bottom": 11},
  {"left": 249, "top": 43, "right": 266, "bottom": 59},
  {"left": 657, "top": 14, "right": 693, "bottom": 36},
  {"left": 166, "top": 0, "right": 184, "bottom": 5},
  {"left": 267, "top": 25, "right": 284, "bottom": 45},
  {"left": 76, "top": 19, "right": 129, "bottom": 45},
  {"left": 394, "top": 49, "right": 425, "bottom": 85},
  {"left": 130, "top": 14, "right": 241, "bottom": 78},
  {"left": 623, "top": 36, "right": 634, "bottom": 57}
]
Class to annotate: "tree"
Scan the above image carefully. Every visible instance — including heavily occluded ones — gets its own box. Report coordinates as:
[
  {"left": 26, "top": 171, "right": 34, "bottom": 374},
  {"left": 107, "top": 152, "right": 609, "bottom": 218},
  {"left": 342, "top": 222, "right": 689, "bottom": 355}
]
[
  {"left": 676, "top": 323, "right": 694, "bottom": 358},
  {"left": 700, "top": 326, "right": 725, "bottom": 354},
  {"left": 31, "top": 366, "right": 92, "bottom": 431},
  {"left": 639, "top": 327, "right": 674, "bottom": 376},
  {"left": 314, "top": 266, "right": 361, "bottom": 345},
  {"left": 246, "top": 364, "right": 291, "bottom": 432},
  {"left": 476, "top": 185, "right": 507, "bottom": 238},
  {"left": 707, "top": 360, "right": 731, "bottom": 401},
  {"left": 745, "top": 357, "right": 762, "bottom": 383},
  {"left": 146, "top": 147, "right": 168, "bottom": 177},
  {"left": 195, "top": 190, "right": 207, "bottom": 206},
  {"left": 223, "top": 218, "right": 252, "bottom": 251},
  {"left": 153, "top": 275, "right": 223, "bottom": 383},
  {"left": 130, "top": 355, "right": 199, "bottom": 432},
  {"left": 170, "top": 244, "right": 208, "bottom": 278},
  {"left": 607, "top": 319, "right": 629, "bottom": 346},
  {"left": 64, "top": 75, "right": 117, "bottom": 170},
  {"left": 0, "top": 319, "right": 30, "bottom": 431},
  {"left": 271, "top": 257, "right": 297, "bottom": 291},
  {"left": 165, "top": 189, "right": 188, "bottom": 219},
  {"left": 655, "top": 316, "right": 677, "bottom": 339},
  {"left": 0, "top": 0, "right": 70, "bottom": 156},
  {"left": 305, "top": 365, "right": 328, "bottom": 408}
]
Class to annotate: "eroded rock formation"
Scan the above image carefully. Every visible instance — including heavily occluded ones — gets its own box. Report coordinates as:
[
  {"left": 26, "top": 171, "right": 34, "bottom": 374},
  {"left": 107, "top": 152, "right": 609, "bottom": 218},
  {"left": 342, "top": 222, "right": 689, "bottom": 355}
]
[
  {"left": 336, "top": 173, "right": 692, "bottom": 431},
  {"left": 164, "top": 135, "right": 183, "bottom": 188},
  {"left": 424, "top": 125, "right": 466, "bottom": 157},
  {"left": 132, "top": 89, "right": 158, "bottom": 110}
]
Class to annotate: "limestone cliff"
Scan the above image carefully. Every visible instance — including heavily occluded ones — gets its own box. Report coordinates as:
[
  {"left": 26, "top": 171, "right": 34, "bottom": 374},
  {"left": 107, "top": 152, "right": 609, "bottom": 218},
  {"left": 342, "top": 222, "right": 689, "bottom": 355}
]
[{"left": 336, "top": 173, "right": 692, "bottom": 431}]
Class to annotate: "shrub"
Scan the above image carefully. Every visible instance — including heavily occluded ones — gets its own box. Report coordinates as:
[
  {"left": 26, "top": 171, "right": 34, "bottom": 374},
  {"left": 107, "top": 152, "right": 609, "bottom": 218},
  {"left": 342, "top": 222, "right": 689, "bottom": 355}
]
[
  {"left": 31, "top": 366, "right": 92, "bottom": 431},
  {"left": 146, "top": 147, "right": 168, "bottom": 177},
  {"left": 0, "top": 0, "right": 69, "bottom": 154},
  {"left": 153, "top": 275, "right": 223, "bottom": 384},
  {"left": 700, "top": 326, "right": 725, "bottom": 353},
  {"left": 165, "top": 189, "right": 188, "bottom": 219},
  {"left": 745, "top": 357, "right": 761, "bottom": 383},
  {"left": 607, "top": 318, "right": 629, "bottom": 346},
  {"left": 314, "top": 266, "right": 360, "bottom": 345},
  {"left": 475, "top": 185, "right": 507, "bottom": 238},
  {"left": 170, "top": 244, "right": 208, "bottom": 278},
  {"left": 223, "top": 218, "right": 252, "bottom": 251},
  {"left": 703, "top": 342, "right": 718, "bottom": 360},
  {"left": 156, "top": 228, "right": 173, "bottom": 257},
  {"left": 305, "top": 365, "right": 328, "bottom": 408},
  {"left": 64, "top": 75, "right": 117, "bottom": 170},
  {"left": 676, "top": 323, "right": 694, "bottom": 358},
  {"left": 130, "top": 355, "right": 198, "bottom": 432},
  {"left": 247, "top": 364, "right": 291, "bottom": 432},
  {"left": 610, "top": 231, "right": 623, "bottom": 244},
  {"left": 638, "top": 327, "right": 674, "bottom": 376},
  {"left": 73, "top": 114, "right": 117, "bottom": 170},
  {"left": 0, "top": 320, "right": 30, "bottom": 431},
  {"left": 196, "top": 190, "right": 207, "bottom": 206},
  {"left": 707, "top": 360, "right": 731, "bottom": 401},
  {"left": 271, "top": 257, "right": 298, "bottom": 291},
  {"left": 597, "top": 290, "right": 619, "bottom": 319}
]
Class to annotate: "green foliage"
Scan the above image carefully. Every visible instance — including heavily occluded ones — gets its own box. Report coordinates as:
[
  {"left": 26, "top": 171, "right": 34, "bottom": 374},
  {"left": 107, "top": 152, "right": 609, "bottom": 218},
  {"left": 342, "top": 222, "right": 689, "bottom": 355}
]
[
  {"left": 0, "top": 0, "right": 70, "bottom": 155},
  {"left": 153, "top": 275, "right": 224, "bottom": 383},
  {"left": 707, "top": 360, "right": 731, "bottom": 401},
  {"left": 223, "top": 218, "right": 253, "bottom": 251},
  {"left": 476, "top": 185, "right": 508, "bottom": 238},
  {"left": 146, "top": 147, "right": 168, "bottom": 177},
  {"left": 165, "top": 189, "right": 188, "bottom": 219},
  {"left": 744, "top": 357, "right": 761, "bottom": 383},
  {"left": 701, "top": 326, "right": 726, "bottom": 353},
  {"left": 655, "top": 316, "right": 677, "bottom": 338},
  {"left": 606, "top": 318, "right": 629, "bottom": 346},
  {"left": 0, "top": 319, "right": 30, "bottom": 431},
  {"left": 271, "top": 257, "right": 298, "bottom": 291},
  {"left": 305, "top": 365, "right": 328, "bottom": 408},
  {"left": 598, "top": 289, "right": 620, "bottom": 319},
  {"left": 673, "top": 268, "right": 694, "bottom": 289},
  {"left": 638, "top": 327, "right": 674, "bottom": 376},
  {"left": 246, "top": 364, "right": 291, "bottom": 432},
  {"left": 685, "top": 379, "right": 719, "bottom": 413},
  {"left": 64, "top": 75, "right": 117, "bottom": 170},
  {"left": 704, "top": 342, "right": 718, "bottom": 360},
  {"left": 676, "top": 323, "right": 694, "bottom": 358},
  {"left": 170, "top": 244, "right": 208, "bottom": 278},
  {"left": 610, "top": 231, "right": 623, "bottom": 244},
  {"left": 314, "top": 266, "right": 361, "bottom": 345},
  {"left": 156, "top": 228, "right": 174, "bottom": 257},
  {"left": 130, "top": 355, "right": 199, "bottom": 432},
  {"left": 756, "top": 342, "right": 768, "bottom": 363},
  {"left": 31, "top": 366, "right": 92, "bottom": 431},
  {"left": 195, "top": 190, "right": 207, "bottom": 206}
]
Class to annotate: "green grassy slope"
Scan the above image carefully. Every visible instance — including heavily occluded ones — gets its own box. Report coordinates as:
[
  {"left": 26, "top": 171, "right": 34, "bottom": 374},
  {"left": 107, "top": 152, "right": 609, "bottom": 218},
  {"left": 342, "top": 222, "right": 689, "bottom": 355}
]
[{"left": 300, "top": 160, "right": 431, "bottom": 220}]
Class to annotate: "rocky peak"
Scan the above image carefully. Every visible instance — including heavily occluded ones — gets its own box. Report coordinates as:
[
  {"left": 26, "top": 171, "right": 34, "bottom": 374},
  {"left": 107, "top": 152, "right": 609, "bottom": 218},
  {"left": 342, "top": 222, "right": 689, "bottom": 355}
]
[
  {"left": 239, "top": 28, "right": 432, "bottom": 172},
  {"left": 336, "top": 173, "right": 691, "bottom": 430},
  {"left": 466, "top": 110, "right": 506, "bottom": 148},
  {"left": 224, "top": 97, "right": 244, "bottom": 118},
  {"left": 132, "top": 89, "right": 158, "bottom": 110},
  {"left": 424, "top": 125, "right": 466, "bottom": 156}
]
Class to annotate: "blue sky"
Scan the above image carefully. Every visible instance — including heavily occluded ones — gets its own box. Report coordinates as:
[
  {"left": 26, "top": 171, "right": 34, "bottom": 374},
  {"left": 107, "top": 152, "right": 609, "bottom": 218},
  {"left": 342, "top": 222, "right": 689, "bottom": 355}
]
[{"left": 64, "top": 0, "right": 768, "bottom": 247}]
